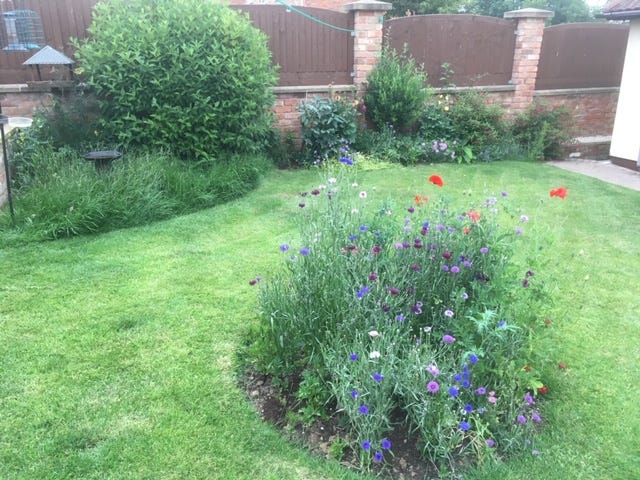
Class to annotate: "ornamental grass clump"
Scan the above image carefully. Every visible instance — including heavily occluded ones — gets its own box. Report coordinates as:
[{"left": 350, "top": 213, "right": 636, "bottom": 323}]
[{"left": 252, "top": 160, "right": 550, "bottom": 474}]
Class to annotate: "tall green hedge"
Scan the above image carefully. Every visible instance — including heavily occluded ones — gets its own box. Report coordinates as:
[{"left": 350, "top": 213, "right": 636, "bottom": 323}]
[{"left": 75, "top": 0, "right": 278, "bottom": 160}]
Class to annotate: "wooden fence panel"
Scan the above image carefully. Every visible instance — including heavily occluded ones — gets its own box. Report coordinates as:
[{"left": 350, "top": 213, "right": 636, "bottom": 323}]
[
  {"left": 384, "top": 15, "right": 516, "bottom": 88},
  {"left": 0, "top": 0, "right": 97, "bottom": 83},
  {"left": 536, "top": 23, "right": 629, "bottom": 90},
  {"left": 232, "top": 5, "right": 353, "bottom": 86}
]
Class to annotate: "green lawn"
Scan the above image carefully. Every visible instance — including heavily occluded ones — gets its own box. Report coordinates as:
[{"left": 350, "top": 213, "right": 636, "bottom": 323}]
[{"left": 1, "top": 162, "right": 638, "bottom": 479}]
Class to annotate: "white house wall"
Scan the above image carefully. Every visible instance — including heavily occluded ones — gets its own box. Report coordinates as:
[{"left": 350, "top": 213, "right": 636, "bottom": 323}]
[{"left": 610, "top": 18, "right": 640, "bottom": 163}]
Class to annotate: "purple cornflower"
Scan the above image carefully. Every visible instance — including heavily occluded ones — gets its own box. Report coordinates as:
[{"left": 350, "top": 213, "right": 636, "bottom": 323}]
[
  {"left": 532, "top": 412, "right": 542, "bottom": 423},
  {"left": 480, "top": 246, "right": 489, "bottom": 254},
  {"left": 361, "top": 440, "right": 371, "bottom": 451},
  {"left": 349, "top": 353, "right": 358, "bottom": 361},
  {"left": 279, "top": 244, "right": 290, "bottom": 252},
  {"left": 427, "top": 364, "right": 439, "bottom": 376},
  {"left": 524, "top": 393, "right": 535, "bottom": 405},
  {"left": 475, "top": 387, "right": 486, "bottom": 395},
  {"left": 426, "top": 381, "right": 440, "bottom": 393},
  {"left": 451, "top": 265, "right": 460, "bottom": 274},
  {"left": 408, "top": 206, "right": 415, "bottom": 213},
  {"left": 300, "top": 247, "right": 310, "bottom": 256},
  {"left": 517, "top": 414, "right": 527, "bottom": 424},
  {"left": 350, "top": 390, "right": 358, "bottom": 399},
  {"left": 441, "top": 265, "right": 450, "bottom": 272},
  {"left": 486, "top": 439, "right": 496, "bottom": 447},
  {"left": 521, "top": 215, "right": 529, "bottom": 223},
  {"left": 460, "top": 421, "right": 471, "bottom": 431},
  {"left": 396, "top": 314, "right": 405, "bottom": 322},
  {"left": 444, "top": 310, "right": 454, "bottom": 318},
  {"left": 381, "top": 438, "right": 392, "bottom": 450},
  {"left": 442, "top": 334, "right": 456, "bottom": 344},
  {"left": 411, "top": 263, "right": 421, "bottom": 272},
  {"left": 372, "top": 373, "right": 383, "bottom": 382},
  {"left": 359, "top": 405, "right": 369, "bottom": 415},
  {"left": 515, "top": 227, "right": 523, "bottom": 235},
  {"left": 411, "top": 304, "right": 422, "bottom": 314},
  {"left": 389, "top": 287, "right": 400, "bottom": 295}
]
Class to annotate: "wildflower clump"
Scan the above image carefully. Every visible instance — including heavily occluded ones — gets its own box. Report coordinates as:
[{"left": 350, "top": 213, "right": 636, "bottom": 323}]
[{"left": 252, "top": 161, "right": 550, "bottom": 473}]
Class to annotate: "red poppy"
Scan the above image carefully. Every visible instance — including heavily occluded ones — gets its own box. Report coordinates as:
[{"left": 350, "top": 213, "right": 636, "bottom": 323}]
[
  {"left": 414, "top": 194, "right": 428, "bottom": 205},
  {"left": 463, "top": 227, "right": 471, "bottom": 235},
  {"left": 544, "top": 318, "right": 551, "bottom": 326},
  {"left": 550, "top": 187, "right": 568, "bottom": 199},
  {"left": 538, "top": 385, "right": 549, "bottom": 395},
  {"left": 467, "top": 210, "right": 481, "bottom": 222},
  {"left": 558, "top": 362, "right": 567, "bottom": 370},
  {"left": 524, "top": 365, "right": 532, "bottom": 372},
  {"left": 429, "top": 174, "right": 444, "bottom": 187}
]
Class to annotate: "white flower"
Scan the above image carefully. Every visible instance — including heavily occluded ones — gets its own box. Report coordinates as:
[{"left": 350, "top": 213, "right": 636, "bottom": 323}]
[
  {"left": 369, "top": 350, "right": 381, "bottom": 359},
  {"left": 318, "top": 184, "right": 327, "bottom": 190},
  {"left": 351, "top": 208, "right": 360, "bottom": 215},
  {"left": 352, "top": 182, "right": 359, "bottom": 188},
  {"left": 328, "top": 177, "right": 337, "bottom": 184},
  {"left": 359, "top": 191, "right": 367, "bottom": 199},
  {"left": 368, "top": 330, "right": 379, "bottom": 338}
]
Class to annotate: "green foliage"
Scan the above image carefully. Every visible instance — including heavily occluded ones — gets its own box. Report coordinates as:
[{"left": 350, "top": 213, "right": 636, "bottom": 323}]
[
  {"left": 253, "top": 163, "right": 549, "bottom": 471},
  {"left": 511, "top": 102, "right": 572, "bottom": 161},
  {"left": 297, "top": 95, "right": 357, "bottom": 164},
  {"left": 2, "top": 146, "right": 270, "bottom": 240},
  {"left": 364, "top": 46, "right": 430, "bottom": 133},
  {"left": 74, "top": 0, "right": 277, "bottom": 160},
  {"left": 447, "top": 91, "right": 509, "bottom": 153},
  {"left": 472, "top": 0, "right": 594, "bottom": 24}
]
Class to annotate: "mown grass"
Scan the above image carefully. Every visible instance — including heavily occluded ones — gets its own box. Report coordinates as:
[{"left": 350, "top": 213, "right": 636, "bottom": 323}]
[{"left": 1, "top": 161, "right": 638, "bottom": 479}]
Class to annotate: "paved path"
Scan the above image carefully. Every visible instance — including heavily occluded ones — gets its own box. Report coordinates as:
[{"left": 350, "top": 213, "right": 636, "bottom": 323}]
[{"left": 547, "top": 159, "right": 640, "bottom": 191}]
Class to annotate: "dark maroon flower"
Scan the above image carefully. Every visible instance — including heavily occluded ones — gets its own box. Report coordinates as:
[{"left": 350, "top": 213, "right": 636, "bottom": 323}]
[
  {"left": 369, "top": 272, "right": 378, "bottom": 282},
  {"left": 389, "top": 287, "right": 400, "bottom": 295},
  {"left": 311, "top": 189, "right": 320, "bottom": 196},
  {"left": 442, "top": 251, "right": 452, "bottom": 259},
  {"left": 298, "top": 203, "right": 305, "bottom": 208}
]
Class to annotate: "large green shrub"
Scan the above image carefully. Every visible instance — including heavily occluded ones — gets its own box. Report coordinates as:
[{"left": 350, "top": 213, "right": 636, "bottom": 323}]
[
  {"left": 75, "top": 0, "right": 277, "bottom": 160},
  {"left": 364, "top": 46, "right": 430, "bottom": 133}
]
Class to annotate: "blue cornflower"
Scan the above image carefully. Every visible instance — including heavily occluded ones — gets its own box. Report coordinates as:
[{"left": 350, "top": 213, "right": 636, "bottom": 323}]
[
  {"left": 359, "top": 405, "right": 369, "bottom": 415},
  {"left": 339, "top": 156, "right": 354, "bottom": 165},
  {"left": 381, "top": 438, "right": 392, "bottom": 450},
  {"left": 448, "top": 386, "right": 459, "bottom": 398},
  {"left": 279, "top": 244, "right": 290, "bottom": 252},
  {"left": 357, "top": 285, "right": 370, "bottom": 298},
  {"left": 460, "top": 421, "right": 471, "bottom": 431},
  {"left": 360, "top": 225, "right": 368, "bottom": 232},
  {"left": 300, "top": 247, "right": 310, "bottom": 256},
  {"left": 469, "top": 354, "right": 479, "bottom": 364},
  {"left": 464, "top": 403, "right": 474, "bottom": 413},
  {"left": 372, "top": 373, "right": 383, "bottom": 382},
  {"left": 349, "top": 353, "right": 358, "bottom": 361},
  {"left": 361, "top": 440, "right": 371, "bottom": 451},
  {"left": 350, "top": 390, "right": 358, "bottom": 399},
  {"left": 373, "top": 451, "right": 384, "bottom": 463},
  {"left": 396, "top": 314, "right": 405, "bottom": 322}
]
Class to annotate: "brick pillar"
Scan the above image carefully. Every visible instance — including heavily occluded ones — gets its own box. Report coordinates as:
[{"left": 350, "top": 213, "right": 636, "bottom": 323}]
[
  {"left": 504, "top": 8, "right": 553, "bottom": 115},
  {"left": 343, "top": 1, "right": 392, "bottom": 91}
]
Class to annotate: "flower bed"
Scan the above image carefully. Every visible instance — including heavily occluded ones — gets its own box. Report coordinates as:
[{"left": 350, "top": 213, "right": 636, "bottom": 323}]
[{"left": 249, "top": 160, "right": 564, "bottom": 475}]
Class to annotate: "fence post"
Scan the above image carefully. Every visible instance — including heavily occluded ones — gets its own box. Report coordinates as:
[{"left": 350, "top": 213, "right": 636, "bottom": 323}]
[
  {"left": 343, "top": 1, "right": 392, "bottom": 91},
  {"left": 504, "top": 8, "right": 554, "bottom": 115}
]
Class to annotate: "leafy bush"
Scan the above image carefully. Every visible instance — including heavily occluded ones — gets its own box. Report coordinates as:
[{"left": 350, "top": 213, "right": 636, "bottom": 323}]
[
  {"left": 2, "top": 147, "right": 271, "bottom": 240},
  {"left": 75, "top": 0, "right": 277, "bottom": 160},
  {"left": 512, "top": 103, "right": 572, "bottom": 161},
  {"left": 364, "top": 46, "right": 430, "bottom": 133},
  {"left": 447, "top": 91, "right": 508, "bottom": 154},
  {"left": 251, "top": 162, "right": 551, "bottom": 472},
  {"left": 298, "top": 95, "right": 357, "bottom": 164}
]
